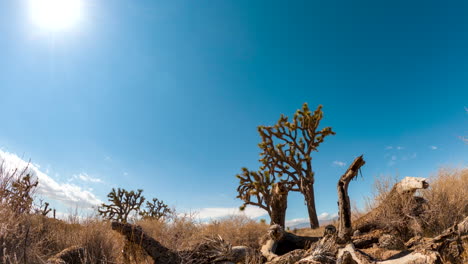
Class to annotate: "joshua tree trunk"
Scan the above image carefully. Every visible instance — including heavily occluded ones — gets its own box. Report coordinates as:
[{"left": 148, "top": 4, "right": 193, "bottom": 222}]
[
  {"left": 269, "top": 182, "right": 288, "bottom": 227},
  {"left": 302, "top": 182, "right": 319, "bottom": 229}
]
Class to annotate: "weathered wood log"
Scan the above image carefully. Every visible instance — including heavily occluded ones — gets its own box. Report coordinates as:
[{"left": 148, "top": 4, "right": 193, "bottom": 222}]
[
  {"left": 352, "top": 229, "right": 384, "bottom": 249},
  {"left": 112, "top": 221, "right": 257, "bottom": 264},
  {"left": 335, "top": 216, "right": 468, "bottom": 264},
  {"left": 260, "top": 224, "right": 321, "bottom": 261},
  {"left": 111, "top": 221, "right": 181, "bottom": 263},
  {"left": 337, "top": 155, "right": 366, "bottom": 242},
  {"left": 47, "top": 246, "right": 86, "bottom": 264}
]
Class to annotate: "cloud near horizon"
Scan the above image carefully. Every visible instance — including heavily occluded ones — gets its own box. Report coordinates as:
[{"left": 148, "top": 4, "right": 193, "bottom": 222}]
[
  {"left": 285, "top": 212, "right": 338, "bottom": 228},
  {"left": 190, "top": 206, "right": 268, "bottom": 220},
  {"left": 0, "top": 150, "right": 102, "bottom": 209}
]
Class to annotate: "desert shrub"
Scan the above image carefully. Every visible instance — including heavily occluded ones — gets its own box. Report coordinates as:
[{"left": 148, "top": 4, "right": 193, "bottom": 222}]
[
  {"left": 421, "top": 167, "right": 468, "bottom": 235},
  {"left": 362, "top": 174, "right": 420, "bottom": 239},
  {"left": 363, "top": 168, "right": 468, "bottom": 240},
  {"left": 198, "top": 215, "right": 269, "bottom": 248},
  {"left": 137, "top": 214, "right": 268, "bottom": 252}
]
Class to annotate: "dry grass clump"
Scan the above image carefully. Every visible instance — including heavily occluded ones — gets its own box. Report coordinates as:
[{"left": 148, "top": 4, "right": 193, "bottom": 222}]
[
  {"left": 1, "top": 164, "right": 123, "bottom": 263},
  {"left": 422, "top": 167, "right": 468, "bottom": 235},
  {"left": 362, "top": 167, "right": 468, "bottom": 240},
  {"left": 0, "top": 207, "right": 124, "bottom": 264},
  {"left": 366, "top": 175, "right": 426, "bottom": 239},
  {"left": 137, "top": 214, "right": 268, "bottom": 251},
  {"left": 199, "top": 215, "right": 269, "bottom": 248}
]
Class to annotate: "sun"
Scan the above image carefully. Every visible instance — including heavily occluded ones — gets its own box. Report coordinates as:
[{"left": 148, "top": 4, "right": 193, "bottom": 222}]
[{"left": 29, "top": 0, "right": 83, "bottom": 32}]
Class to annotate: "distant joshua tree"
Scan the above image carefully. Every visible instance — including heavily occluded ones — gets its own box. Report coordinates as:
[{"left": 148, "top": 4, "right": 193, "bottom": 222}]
[
  {"left": 237, "top": 103, "right": 335, "bottom": 229},
  {"left": 139, "top": 198, "right": 172, "bottom": 220},
  {"left": 98, "top": 188, "right": 145, "bottom": 223},
  {"left": 35, "top": 200, "right": 52, "bottom": 216}
]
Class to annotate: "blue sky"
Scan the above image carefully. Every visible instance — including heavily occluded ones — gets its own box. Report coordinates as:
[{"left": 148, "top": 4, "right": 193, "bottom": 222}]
[{"left": 0, "top": 0, "right": 467, "bottom": 225}]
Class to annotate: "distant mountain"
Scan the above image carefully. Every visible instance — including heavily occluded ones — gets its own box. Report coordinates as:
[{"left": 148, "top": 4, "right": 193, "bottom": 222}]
[{"left": 285, "top": 216, "right": 338, "bottom": 230}]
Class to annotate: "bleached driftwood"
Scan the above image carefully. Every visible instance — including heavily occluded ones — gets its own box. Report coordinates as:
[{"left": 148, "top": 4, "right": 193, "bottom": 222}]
[
  {"left": 111, "top": 221, "right": 181, "bottom": 263},
  {"left": 47, "top": 246, "right": 85, "bottom": 264},
  {"left": 112, "top": 221, "right": 255, "bottom": 264},
  {"left": 260, "top": 224, "right": 321, "bottom": 261}
]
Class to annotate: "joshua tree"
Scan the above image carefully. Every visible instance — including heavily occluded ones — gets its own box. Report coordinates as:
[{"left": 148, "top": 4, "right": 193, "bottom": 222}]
[
  {"left": 258, "top": 103, "right": 335, "bottom": 228},
  {"left": 6, "top": 174, "right": 38, "bottom": 214},
  {"left": 236, "top": 167, "right": 290, "bottom": 227},
  {"left": 98, "top": 188, "right": 145, "bottom": 223},
  {"left": 35, "top": 200, "right": 52, "bottom": 216},
  {"left": 139, "top": 198, "right": 172, "bottom": 220}
]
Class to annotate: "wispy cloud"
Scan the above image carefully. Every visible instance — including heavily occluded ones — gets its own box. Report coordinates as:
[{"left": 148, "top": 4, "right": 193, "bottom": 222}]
[
  {"left": 75, "top": 173, "right": 103, "bottom": 183},
  {"left": 192, "top": 206, "right": 267, "bottom": 220},
  {"left": 401, "top": 153, "right": 417, "bottom": 161},
  {"left": 333, "top": 161, "right": 346, "bottom": 167},
  {"left": 429, "top": 146, "right": 438, "bottom": 150},
  {"left": 385, "top": 146, "right": 404, "bottom": 150},
  {"left": 0, "top": 150, "right": 102, "bottom": 209}
]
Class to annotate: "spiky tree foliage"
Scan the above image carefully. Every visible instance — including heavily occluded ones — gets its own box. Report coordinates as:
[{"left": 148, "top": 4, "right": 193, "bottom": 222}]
[
  {"left": 139, "top": 198, "right": 172, "bottom": 220},
  {"left": 6, "top": 174, "right": 38, "bottom": 214},
  {"left": 257, "top": 103, "right": 335, "bottom": 228},
  {"left": 236, "top": 167, "right": 290, "bottom": 227},
  {"left": 98, "top": 188, "right": 145, "bottom": 223},
  {"left": 237, "top": 168, "right": 274, "bottom": 213}
]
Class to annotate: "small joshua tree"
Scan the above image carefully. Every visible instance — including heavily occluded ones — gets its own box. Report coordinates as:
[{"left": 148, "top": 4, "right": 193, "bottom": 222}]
[
  {"left": 98, "top": 188, "right": 145, "bottom": 223},
  {"left": 35, "top": 200, "right": 52, "bottom": 216},
  {"left": 139, "top": 198, "right": 172, "bottom": 220},
  {"left": 236, "top": 167, "right": 289, "bottom": 227},
  {"left": 6, "top": 174, "right": 38, "bottom": 215}
]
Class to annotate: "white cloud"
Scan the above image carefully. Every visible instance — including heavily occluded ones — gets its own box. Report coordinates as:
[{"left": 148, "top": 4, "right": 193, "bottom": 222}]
[
  {"left": 285, "top": 212, "right": 338, "bottom": 228},
  {"left": 402, "top": 153, "right": 417, "bottom": 161},
  {"left": 0, "top": 150, "right": 102, "bottom": 209},
  {"left": 429, "top": 146, "right": 438, "bottom": 150},
  {"left": 285, "top": 218, "right": 309, "bottom": 228},
  {"left": 193, "top": 206, "right": 268, "bottom": 220},
  {"left": 75, "top": 173, "right": 103, "bottom": 183},
  {"left": 333, "top": 161, "right": 346, "bottom": 167},
  {"left": 391, "top": 155, "right": 397, "bottom": 161},
  {"left": 385, "top": 146, "right": 404, "bottom": 150}
]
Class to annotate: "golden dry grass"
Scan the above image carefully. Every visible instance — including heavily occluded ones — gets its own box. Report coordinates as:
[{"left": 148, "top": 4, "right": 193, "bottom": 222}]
[
  {"left": 360, "top": 167, "right": 468, "bottom": 239},
  {"left": 1, "top": 165, "right": 466, "bottom": 263},
  {"left": 137, "top": 214, "right": 269, "bottom": 250}
]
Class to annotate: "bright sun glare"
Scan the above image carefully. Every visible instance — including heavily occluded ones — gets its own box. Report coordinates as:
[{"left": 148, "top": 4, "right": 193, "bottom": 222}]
[{"left": 29, "top": 0, "right": 82, "bottom": 31}]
